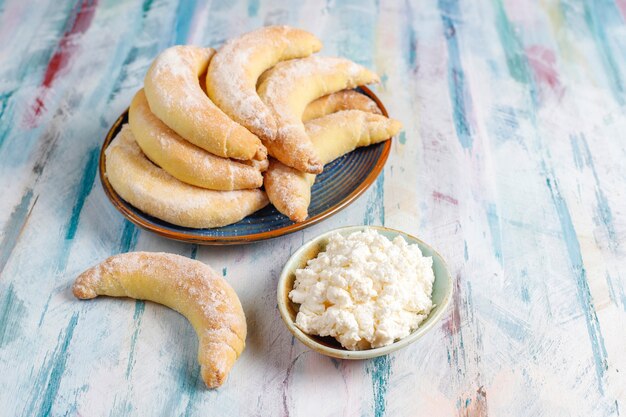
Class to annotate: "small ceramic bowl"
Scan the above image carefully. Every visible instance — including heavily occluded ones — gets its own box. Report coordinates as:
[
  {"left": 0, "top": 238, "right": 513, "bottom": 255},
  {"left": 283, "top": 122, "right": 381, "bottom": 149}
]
[{"left": 277, "top": 225, "right": 453, "bottom": 359}]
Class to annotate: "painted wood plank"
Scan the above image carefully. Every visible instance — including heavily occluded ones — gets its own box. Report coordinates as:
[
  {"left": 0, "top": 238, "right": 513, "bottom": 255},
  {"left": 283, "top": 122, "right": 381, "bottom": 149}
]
[{"left": 0, "top": 0, "right": 624, "bottom": 416}]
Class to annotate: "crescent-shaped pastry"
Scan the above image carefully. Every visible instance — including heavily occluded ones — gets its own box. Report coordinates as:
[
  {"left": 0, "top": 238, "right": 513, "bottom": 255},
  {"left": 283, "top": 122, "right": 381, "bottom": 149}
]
[
  {"left": 106, "top": 125, "right": 269, "bottom": 228},
  {"left": 129, "top": 89, "right": 265, "bottom": 190},
  {"left": 264, "top": 110, "right": 402, "bottom": 222},
  {"left": 302, "top": 90, "right": 382, "bottom": 122},
  {"left": 73, "top": 252, "right": 246, "bottom": 388},
  {"left": 144, "top": 45, "right": 266, "bottom": 161},
  {"left": 257, "top": 56, "right": 380, "bottom": 174},
  {"left": 206, "top": 26, "right": 322, "bottom": 140}
]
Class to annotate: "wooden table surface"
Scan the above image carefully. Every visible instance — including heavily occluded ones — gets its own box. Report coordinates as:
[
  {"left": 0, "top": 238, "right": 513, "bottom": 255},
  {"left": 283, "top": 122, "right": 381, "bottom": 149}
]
[{"left": 1, "top": 0, "right": 625, "bottom": 416}]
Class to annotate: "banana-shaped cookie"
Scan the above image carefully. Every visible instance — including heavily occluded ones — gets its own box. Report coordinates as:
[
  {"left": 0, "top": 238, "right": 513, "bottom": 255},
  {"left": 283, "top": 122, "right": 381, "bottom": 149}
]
[
  {"left": 206, "top": 25, "right": 322, "bottom": 141},
  {"left": 257, "top": 56, "right": 380, "bottom": 174},
  {"left": 302, "top": 90, "right": 382, "bottom": 122},
  {"left": 106, "top": 125, "right": 268, "bottom": 228},
  {"left": 264, "top": 110, "right": 402, "bottom": 222},
  {"left": 73, "top": 252, "right": 246, "bottom": 388},
  {"left": 144, "top": 45, "right": 266, "bottom": 161},
  {"left": 129, "top": 89, "right": 266, "bottom": 191}
]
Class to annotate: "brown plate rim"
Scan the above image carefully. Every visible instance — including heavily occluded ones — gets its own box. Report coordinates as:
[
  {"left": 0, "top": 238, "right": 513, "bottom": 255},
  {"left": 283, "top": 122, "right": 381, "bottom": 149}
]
[{"left": 99, "top": 85, "right": 393, "bottom": 245}]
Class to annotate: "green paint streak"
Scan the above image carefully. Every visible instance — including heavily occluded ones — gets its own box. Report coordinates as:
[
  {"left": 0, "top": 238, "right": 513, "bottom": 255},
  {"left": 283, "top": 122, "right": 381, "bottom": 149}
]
[
  {"left": 493, "top": 0, "right": 532, "bottom": 86},
  {"left": 398, "top": 131, "right": 406, "bottom": 145}
]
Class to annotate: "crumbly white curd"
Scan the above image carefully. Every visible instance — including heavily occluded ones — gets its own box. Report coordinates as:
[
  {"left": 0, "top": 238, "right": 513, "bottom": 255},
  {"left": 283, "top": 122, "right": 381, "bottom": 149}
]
[{"left": 289, "top": 229, "right": 435, "bottom": 350}]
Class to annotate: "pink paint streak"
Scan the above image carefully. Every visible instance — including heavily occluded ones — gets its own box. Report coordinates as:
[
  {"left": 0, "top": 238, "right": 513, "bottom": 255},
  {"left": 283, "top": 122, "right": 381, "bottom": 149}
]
[
  {"left": 433, "top": 191, "right": 459, "bottom": 206},
  {"left": 525, "top": 45, "right": 563, "bottom": 96},
  {"left": 26, "top": 0, "right": 98, "bottom": 126},
  {"left": 617, "top": 0, "right": 626, "bottom": 22}
]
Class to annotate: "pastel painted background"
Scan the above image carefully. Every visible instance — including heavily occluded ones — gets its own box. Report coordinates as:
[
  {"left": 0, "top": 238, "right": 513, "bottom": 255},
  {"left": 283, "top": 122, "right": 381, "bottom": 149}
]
[{"left": 0, "top": 0, "right": 625, "bottom": 416}]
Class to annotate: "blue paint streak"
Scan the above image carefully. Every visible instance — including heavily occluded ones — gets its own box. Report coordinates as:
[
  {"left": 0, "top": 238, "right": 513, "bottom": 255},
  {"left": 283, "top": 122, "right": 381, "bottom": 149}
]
[
  {"left": 142, "top": 0, "right": 155, "bottom": 17},
  {"left": 172, "top": 0, "right": 198, "bottom": 45},
  {"left": 545, "top": 176, "right": 608, "bottom": 392},
  {"left": 36, "top": 313, "right": 79, "bottom": 417},
  {"left": 222, "top": 267, "right": 227, "bottom": 277},
  {"left": 438, "top": 0, "right": 473, "bottom": 150},
  {"left": 0, "top": 189, "right": 35, "bottom": 276},
  {"left": 492, "top": 0, "right": 536, "bottom": 102},
  {"left": 570, "top": 135, "right": 585, "bottom": 170},
  {"left": 370, "top": 355, "right": 391, "bottom": 417},
  {"left": 364, "top": 175, "right": 385, "bottom": 225},
  {"left": 0, "top": 91, "right": 14, "bottom": 149},
  {"left": 486, "top": 204, "right": 503, "bottom": 264},
  {"left": 65, "top": 147, "right": 99, "bottom": 240},
  {"left": 398, "top": 131, "right": 406, "bottom": 145},
  {"left": 408, "top": 24, "right": 417, "bottom": 69},
  {"left": 0, "top": 283, "right": 26, "bottom": 347},
  {"left": 247, "top": 0, "right": 259, "bottom": 16},
  {"left": 520, "top": 269, "right": 530, "bottom": 303},
  {"left": 402, "top": 0, "right": 417, "bottom": 69},
  {"left": 570, "top": 134, "right": 618, "bottom": 249},
  {"left": 581, "top": 0, "right": 626, "bottom": 105},
  {"left": 492, "top": 105, "right": 521, "bottom": 144},
  {"left": 38, "top": 293, "right": 54, "bottom": 327},
  {"left": 605, "top": 272, "right": 626, "bottom": 311},
  {"left": 119, "top": 220, "right": 139, "bottom": 253},
  {"left": 106, "top": 0, "right": 157, "bottom": 102},
  {"left": 579, "top": 135, "right": 617, "bottom": 247},
  {"left": 190, "top": 244, "right": 198, "bottom": 259},
  {"left": 126, "top": 301, "right": 146, "bottom": 378},
  {"left": 182, "top": 365, "right": 201, "bottom": 417}
]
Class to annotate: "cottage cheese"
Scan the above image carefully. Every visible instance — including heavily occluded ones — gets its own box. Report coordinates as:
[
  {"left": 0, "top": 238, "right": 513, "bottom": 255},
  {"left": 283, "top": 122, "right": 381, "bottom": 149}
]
[{"left": 289, "top": 229, "right": 435, "bottom": 350}]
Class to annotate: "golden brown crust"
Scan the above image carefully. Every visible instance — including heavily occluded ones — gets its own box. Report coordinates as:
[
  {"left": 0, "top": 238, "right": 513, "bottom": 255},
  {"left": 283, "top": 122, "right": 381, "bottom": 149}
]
[
  {"left": 73, "top": 252, "right": 246, "bottom": 389},
  {"left": 263, "top": 159, "right": 315, "bottom": 222},
  {"left": 129, "top": 89, "right": 265, "bottom": 190},
  {"left": 302, "top": 90, "right": 382, "bottom": 122},
  {"left": 105, "top": 125, "right": 269, "bottom": 228},
  {"left": 257, "top": 56, "right": 380, "bottom": 174},
  {"left": 206, "top": 26, "right": 322, "bottom": 140},
  {"left": 264, "top": 110, "right": 401, "bottom": 221},
  {"left": 144, "top": 45, "right": 266, "bottom": 161}
]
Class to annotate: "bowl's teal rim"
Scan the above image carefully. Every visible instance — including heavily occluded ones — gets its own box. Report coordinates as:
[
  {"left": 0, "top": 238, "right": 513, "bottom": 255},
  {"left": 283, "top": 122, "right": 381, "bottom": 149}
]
[{"left": 277, "top": 225, "right": 454, "bottom": 360}]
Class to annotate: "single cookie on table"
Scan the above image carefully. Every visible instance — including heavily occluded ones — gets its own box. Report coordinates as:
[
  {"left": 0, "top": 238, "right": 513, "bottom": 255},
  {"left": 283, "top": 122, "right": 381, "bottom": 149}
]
[
  {"left": 206, "top": 25, "right": 322, "bottom": 141},
  {"left": 264, "top": 110, "right": 402, "bottom": 222},
  {"left": 144, "top": 45, "right": 266, "bottom": 161},
  {"left": 105, "top": 125, "right": 268, "bottom": 228},
  {"left": 257, "top": 56, "right": 380, "bottom": 174},
  {"left": 302, "top": 89, "right": 382, "bottom": 122},
  {"left": 73, "top": 252, "right": 246, "bottom": 389},
  {"left": 129, "top": 89, "right": 266, "bottom": 191}
]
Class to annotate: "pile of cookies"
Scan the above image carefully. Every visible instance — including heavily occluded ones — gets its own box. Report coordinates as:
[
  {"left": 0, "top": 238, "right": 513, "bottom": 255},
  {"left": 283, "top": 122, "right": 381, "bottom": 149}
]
[{"left": 105, "top": 26, "right": 402, "bottom": 228}]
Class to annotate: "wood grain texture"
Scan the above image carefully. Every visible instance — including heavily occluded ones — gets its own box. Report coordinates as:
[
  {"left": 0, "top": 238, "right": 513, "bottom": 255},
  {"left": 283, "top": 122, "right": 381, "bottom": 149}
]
[{"left": 0, "top": 0, "right": 625, "bottom": 415}]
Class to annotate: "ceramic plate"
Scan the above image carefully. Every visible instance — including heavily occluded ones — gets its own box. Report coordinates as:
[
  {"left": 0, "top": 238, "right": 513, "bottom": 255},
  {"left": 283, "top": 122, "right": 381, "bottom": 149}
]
[{"left": 99, "top": 87, "right": 393, "bottom": 245}]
